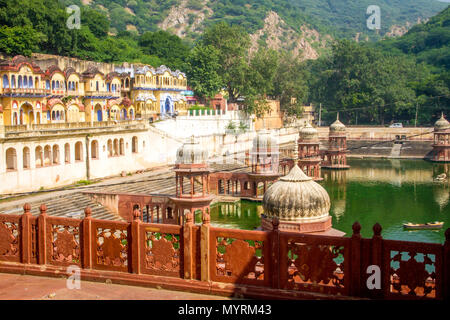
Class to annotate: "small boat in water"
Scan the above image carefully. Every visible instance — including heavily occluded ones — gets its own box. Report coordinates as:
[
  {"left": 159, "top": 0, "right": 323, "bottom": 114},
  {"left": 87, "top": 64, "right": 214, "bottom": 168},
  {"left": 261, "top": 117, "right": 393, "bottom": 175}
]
[{"left": 403, "top": 222, "right": 444, "bottom": 230}]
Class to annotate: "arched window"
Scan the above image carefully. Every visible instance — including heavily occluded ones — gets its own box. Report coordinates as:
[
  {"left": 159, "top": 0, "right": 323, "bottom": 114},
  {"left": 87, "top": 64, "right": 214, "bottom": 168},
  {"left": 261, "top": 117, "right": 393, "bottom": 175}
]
[
  {"left": 46, "top": 80, "right": 50, "bottom": 90},
  {"left": 5, "top": 148, "right": 17, "bottom": 171},
  {"left": 52, "top": 145, "right": 60, "bottom": 164},
  {"left": 113, "top": 139, "right": 119, "bottom": 156},
  {"left": 91, "top": 140, "right": 99, "bottom": 159},
  {"left": 18, "top": 75, "right": 22, "bottom": 88},
  {"left": 132, "top": 136, "right": 138, "bottom": 153},
  {"left": 23, "top": 147, "right": 30, "bottom": 169},
  {"left": 107, "top": 139, "right": 112, "bottom": 157},
  {"left": 52, "top": 80, "right": 55, "bottom": 90},
  {"left": 119, "top": 138, "right": 124, "bottom": 155},
  {"left": 23, "top": 76, "right": 27, "bottom": 88},
  {"left": 11, "top": 75, "right": 15, "bottom": 88},
  {"left": 35, "top": 146, "right": 43, "bottom": 168},
  {"left": 44, "top": 145, "right": 51, "bottom": 166},
  {"left": 29, "top": 76, "right": 33, "bottom": 88},
  {"left": 2, "top": 75, "right": 9, "bottom": 88},
  {"left": 75, "top": 142, "right": 83, "bottom": 161},
  {"left": 64, "top": 143, "right": 70, "bottom": 163}
]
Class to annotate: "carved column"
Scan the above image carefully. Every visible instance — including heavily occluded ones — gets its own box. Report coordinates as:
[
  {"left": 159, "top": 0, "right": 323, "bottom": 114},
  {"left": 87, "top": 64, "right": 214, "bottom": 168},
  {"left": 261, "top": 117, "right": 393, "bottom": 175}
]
[
  {"left": 371, "top": 223, "right": 383, "bottom": 299},
  {"left": 350, "top": 222, "right": 362, "bottom": 297},
  {"left": 271, "top": 217, "right": 280, "bottom": 289},
  {"left": 82, "top": 207, "right": 92, "bottom": 269},
  {"left": 130, "top": 209, "right": 141, "bottom": 274},
  {"left": 183, "top": 211, "right": 194, "bottom": 279},
  {"left": 200, "top": 209, "right": 211, "bottom": 281},
  {"left": 37, "top": 204, "right": 47, "bottom": 265},
  {"left": 20, "top": 203, "right": 32, "bottom": 264}
]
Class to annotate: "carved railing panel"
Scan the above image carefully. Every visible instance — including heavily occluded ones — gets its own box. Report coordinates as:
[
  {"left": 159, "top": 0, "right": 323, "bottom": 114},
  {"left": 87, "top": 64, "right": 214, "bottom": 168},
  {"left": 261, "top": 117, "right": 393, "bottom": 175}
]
[
  {"left": 210, "top": 227, "right": 270, "bottom": 286},
  {"left": 383, "top": 240, "right": 443, "bottom": 300},
  {"left": 92, "top": 220, "right": 129, "bottom": 272},
  {"left": 30, "top": 217, "right": 38, "bottom": 264},
  {"left": 280, "top": 233, "right": 350, "bottom": 295},
  {"left": 0, "top": 215, "right": 20, "bottom": 262},
  {"left": 140, "top": 223, "right": 183, "bottom": 277},
  {"left": 46, "top": 217, "right": 82, "bottom": 267}
]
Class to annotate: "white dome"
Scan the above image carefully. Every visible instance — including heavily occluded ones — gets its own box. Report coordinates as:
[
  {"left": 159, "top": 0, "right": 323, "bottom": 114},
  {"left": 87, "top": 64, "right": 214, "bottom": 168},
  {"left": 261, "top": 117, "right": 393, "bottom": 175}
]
[
  {"left": 176, "top": 136, "right": 208, "bottom": 165},
  {"left": 299, "top": 122, "right": 318, "bottom": 141},
  {"left": 434, "top": 113, "right": 450, "bottom": 131},
  {"left": 262, "top": 165, "right": 330, "bottom": 222},
  {"left": 252, "top": 129, "right": 278, "bottom": 152}
]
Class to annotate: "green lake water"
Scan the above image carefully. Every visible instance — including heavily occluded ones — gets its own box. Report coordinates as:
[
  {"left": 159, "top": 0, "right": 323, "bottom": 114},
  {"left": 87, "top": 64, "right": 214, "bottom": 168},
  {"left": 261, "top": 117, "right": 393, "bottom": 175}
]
[{"left": 209, "top": 159, "right": 450, "bottom": 244}]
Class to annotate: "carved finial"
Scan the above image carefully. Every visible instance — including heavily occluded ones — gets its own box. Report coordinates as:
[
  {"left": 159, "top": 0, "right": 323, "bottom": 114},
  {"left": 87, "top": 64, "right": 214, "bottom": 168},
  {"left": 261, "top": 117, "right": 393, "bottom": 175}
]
[
  {"left": 337, "top": 112, "right": 339, "bottom": 121},
  {"left": 293, "top": 145, "right": 299, "bottom": 163},
  {"left": 202, "top": 211, "right": 210, "bottom": 225},
  {"left": 445, "top": 228, "right": 450, "bottom": 242},
  {"left": 373, "top": 223, "right": 382, "bottom": 237},
  {"left": 23, "top": 203, "right": 31, "bottom": 215},
  {"left": 39, "top": 204, "right": 47, "bottom": 215},
  {"left": 84, "top": 207, "right": 92, "bottom": 218},
  {"left": 352, "top": 221, "right": 361, "bottom": 235},
  {"left": 133, "top": 208, "right": 141, "bottom": 221},
  {"left": 185, "top": 211, "right": 193, "bottom": 224},
  {"left": 272, "top": 217, "right": 279, "bottom": 231}
]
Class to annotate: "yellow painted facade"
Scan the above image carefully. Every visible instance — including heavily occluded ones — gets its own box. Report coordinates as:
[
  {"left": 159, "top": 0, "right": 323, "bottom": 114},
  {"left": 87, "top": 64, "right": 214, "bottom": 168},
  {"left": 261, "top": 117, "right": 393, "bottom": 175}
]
[{"left": 0, "top": 56, "right": 188, "bottom": 126}]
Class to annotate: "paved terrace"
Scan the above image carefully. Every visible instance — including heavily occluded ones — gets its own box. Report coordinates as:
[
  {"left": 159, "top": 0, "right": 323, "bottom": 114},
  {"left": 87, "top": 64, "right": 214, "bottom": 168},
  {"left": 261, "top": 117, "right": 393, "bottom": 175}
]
[
  {"left": 0, "top": 273, "right": 232, "bottom": 300},
  {"left": 0, "top": 162, "right": 249, "bottom": 220}
]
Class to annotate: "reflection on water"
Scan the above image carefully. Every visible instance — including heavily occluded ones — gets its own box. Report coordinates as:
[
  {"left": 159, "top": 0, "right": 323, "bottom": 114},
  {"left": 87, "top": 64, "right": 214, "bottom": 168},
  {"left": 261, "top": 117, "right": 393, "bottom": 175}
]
[{"left": 210, "top": 159, "right": 450, "bottom": 244}]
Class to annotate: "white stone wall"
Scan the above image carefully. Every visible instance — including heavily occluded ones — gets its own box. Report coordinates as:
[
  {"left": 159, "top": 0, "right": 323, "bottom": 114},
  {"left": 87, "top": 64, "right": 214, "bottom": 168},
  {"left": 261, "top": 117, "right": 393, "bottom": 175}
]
[
  {"left": 0, "top": 128, "right": 183, "bottom": 194},
  {"left": 0, "top": 120, "right": 300, "bottom": 194},
  {"left": 153, "top": 111, "right": 254, "bottom": 138}
]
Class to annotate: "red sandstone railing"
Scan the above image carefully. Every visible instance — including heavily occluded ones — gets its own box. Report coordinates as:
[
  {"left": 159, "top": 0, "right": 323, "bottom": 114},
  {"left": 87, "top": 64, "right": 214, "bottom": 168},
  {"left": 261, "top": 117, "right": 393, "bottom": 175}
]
[{"left": 0, "top": 204, "right": 449, "bottom": 300}]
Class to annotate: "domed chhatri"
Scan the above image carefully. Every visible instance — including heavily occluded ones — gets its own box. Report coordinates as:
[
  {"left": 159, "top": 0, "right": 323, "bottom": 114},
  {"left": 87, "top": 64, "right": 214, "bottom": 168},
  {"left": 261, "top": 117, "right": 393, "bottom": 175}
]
[
  {"left": 261, "top": 165, "right": 341, "bottom": 234},
  {"left": 434, "top": 113, "right": 450, "bottom": 131},
  {"left": 322, "top": 113, "right": 350, "bottom": 170},
  {"left": 176, "top": 135, "right": 208, "bottom": 166},
  {"left": 250, "top": 129, "right": 280, "bottom": 176},
  {"left": 296, "top": 121, "right": 322, "bottom": 181},
  {"left": 299, "top": 122, "right": 318, "bottom": 141},
  {"left": 263, "top": 165, "right": 330, "bottom": 221},
  {"left": 252, "top": 129, "right": 278, "bottom": 153},
  {"left": 330, "top": 113, "right": 346, "bottom": 133},
  {"left": 431, "top": 113, "right": 450, "bottom": 162}
]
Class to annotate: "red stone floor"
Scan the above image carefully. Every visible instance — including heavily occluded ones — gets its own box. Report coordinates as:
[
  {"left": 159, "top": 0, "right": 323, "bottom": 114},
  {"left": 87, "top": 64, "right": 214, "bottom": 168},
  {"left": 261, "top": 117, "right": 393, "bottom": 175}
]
[{"left": 0, "top": 273, "right": 232, "bottom": 300}]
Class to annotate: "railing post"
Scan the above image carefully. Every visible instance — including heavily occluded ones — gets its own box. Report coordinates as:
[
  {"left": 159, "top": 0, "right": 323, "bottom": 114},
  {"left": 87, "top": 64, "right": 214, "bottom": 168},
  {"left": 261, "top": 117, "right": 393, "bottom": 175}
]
[
  {"left": 20, "top": 203, "right": 32, "bottom": 264},
  {"left": 130, "top": 209, "right": 141, "bottom": 274},
  {"left": 350, "top": 222, "right": 362, "bottom": 297},
  {"left": 200, "top": 209, "right": 211, "bottom": 282},
  {"left": 371, "top": 223, "right": 383, "bottom": 299},
  {"left": 444, "top": 229, "right": 450, "bottom": 301},
  {"left": 183, "top": 211, "right": 194, "bottom": 279},
  {"left": 37, "top": 204, "right": 47, "bottom": 265},
  {"left": 271, "top": 217, "right": 280, "bottom": 289},
  {"left": 82, "top": 207, "right": 92, "bottom": 269}
]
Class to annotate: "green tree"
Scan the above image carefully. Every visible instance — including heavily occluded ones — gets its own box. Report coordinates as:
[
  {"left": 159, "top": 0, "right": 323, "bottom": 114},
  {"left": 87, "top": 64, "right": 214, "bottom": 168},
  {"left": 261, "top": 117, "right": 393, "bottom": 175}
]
[
  {"left": 0, "top": 25, "right": 41, "bottom": 56},
  {"left": 200, "top": 22, "right": 250, "bottom": 102},
  {"left": 186, "top": 44, "right": 223, "bottom": 99}
]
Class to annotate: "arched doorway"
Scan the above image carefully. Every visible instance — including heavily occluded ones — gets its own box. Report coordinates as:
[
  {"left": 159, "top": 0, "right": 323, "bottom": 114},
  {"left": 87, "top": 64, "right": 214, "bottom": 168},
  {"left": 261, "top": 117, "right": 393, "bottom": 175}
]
[
  {"left": 165, "top": 97, "right": 171, "bottom": 114},
  {"left": 94, "top": 104, "right": 103, "bottom": 122}
]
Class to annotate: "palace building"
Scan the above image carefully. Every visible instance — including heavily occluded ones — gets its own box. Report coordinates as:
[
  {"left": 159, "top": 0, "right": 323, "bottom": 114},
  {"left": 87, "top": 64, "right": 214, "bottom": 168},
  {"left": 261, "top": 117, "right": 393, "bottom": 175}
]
[{"left": 0, "top": 55, "right": 188, "bottom": 126}]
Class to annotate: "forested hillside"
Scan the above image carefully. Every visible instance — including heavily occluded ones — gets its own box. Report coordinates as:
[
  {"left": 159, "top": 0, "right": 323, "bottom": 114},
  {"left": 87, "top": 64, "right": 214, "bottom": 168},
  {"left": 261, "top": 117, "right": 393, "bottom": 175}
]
[
  {"left": 0, "top": 0, "right": 448, "bottom": 125},
  {"left": 66, "top": 0, "right": 446, "bottom": 41}
]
